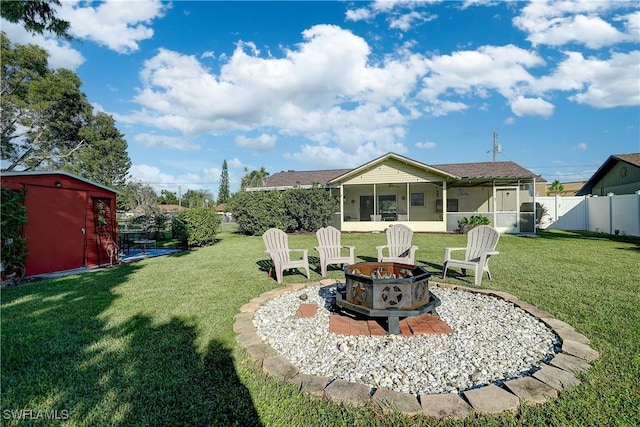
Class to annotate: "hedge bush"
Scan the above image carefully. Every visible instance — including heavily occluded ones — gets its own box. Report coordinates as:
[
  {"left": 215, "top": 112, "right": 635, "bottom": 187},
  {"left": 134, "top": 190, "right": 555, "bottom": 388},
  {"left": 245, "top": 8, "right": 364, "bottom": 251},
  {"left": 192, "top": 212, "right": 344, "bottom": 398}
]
[
  {"left": 171, "top": 207, "right": 220, "bottom": 247},
  {"left": 229, "top": 188, "right": 338, "bottom": 235},
  {"left": 457, "top": 214, "right": 491, "bottom": 234}
]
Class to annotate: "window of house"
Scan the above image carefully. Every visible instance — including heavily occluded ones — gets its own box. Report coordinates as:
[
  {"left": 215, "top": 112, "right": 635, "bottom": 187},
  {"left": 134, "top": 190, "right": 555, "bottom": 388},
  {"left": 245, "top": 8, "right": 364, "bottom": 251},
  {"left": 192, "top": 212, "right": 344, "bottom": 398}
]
[
  {"left": 436, "top": 199, "right": 459, "bottom": 212},
  {"left": 378, "top": 195, "right": 397, "bottom": 213},
  {"left": 410, "top": 193, "right": 424, "bottom": 207}
]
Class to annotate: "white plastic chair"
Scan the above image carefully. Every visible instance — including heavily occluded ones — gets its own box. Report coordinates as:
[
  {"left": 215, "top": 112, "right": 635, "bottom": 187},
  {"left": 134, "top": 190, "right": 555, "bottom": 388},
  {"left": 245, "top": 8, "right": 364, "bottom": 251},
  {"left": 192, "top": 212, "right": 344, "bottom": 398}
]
[
  {"left": 442, "top": 225, "right": 500, "bottom": 286},
  {"left": 262, "top": 228, "right": 310, "bottom": 284},
  {"left": 376, "top": 224, "right": 418, "bottom": 265},
  {"left": 315, "top": 226, "right": 355, "bottom": 277}
]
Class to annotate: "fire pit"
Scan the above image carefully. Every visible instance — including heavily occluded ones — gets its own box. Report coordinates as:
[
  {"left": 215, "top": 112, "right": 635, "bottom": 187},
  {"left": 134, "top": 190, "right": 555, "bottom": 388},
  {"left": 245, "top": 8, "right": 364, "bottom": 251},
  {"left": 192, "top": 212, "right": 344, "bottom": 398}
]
[{"left": 336, "top": 262, "right": 440, "bottom": 334}]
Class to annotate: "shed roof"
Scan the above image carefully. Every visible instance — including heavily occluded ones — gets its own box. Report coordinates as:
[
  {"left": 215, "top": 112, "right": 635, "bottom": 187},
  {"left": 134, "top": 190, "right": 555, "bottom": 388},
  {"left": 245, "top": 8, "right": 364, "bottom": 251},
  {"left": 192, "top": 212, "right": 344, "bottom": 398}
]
[{"left": 1, "top": 170, "right": 118, "bottom": 194}]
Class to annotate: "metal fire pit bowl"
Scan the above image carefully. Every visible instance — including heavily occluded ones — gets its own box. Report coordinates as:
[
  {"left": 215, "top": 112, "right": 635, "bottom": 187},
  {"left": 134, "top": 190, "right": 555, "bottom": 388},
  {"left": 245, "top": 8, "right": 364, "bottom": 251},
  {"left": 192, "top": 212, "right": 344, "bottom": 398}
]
[{"left": 336, "top": 262, "right": 440, "bottom": 334}]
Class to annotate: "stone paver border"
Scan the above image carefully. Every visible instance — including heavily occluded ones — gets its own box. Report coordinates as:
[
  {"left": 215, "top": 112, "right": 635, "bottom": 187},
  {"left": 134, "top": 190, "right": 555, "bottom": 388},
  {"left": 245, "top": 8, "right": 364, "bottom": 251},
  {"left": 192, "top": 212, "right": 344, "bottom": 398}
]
[{"left": 234, "top": 279, "right": 599, "bottom": 419}]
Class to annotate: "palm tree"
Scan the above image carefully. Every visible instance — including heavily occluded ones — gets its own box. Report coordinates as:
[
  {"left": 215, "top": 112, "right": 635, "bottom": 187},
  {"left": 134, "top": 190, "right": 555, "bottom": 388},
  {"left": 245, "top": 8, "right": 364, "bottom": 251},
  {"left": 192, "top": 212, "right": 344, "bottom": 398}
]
[
  {"left": 240, "top": 166, "right": 270, "bottom": 190},
  {"left": 547, "top": 180, "right": 564, "bottom": 196}
]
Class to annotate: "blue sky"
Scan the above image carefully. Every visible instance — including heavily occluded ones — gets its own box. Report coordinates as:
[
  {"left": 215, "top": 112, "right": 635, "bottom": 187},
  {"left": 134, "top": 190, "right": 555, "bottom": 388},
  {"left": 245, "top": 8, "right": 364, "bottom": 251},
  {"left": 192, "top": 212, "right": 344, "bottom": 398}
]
[{"left": 3, "top": 0, "right": 639, "bottom": 195}]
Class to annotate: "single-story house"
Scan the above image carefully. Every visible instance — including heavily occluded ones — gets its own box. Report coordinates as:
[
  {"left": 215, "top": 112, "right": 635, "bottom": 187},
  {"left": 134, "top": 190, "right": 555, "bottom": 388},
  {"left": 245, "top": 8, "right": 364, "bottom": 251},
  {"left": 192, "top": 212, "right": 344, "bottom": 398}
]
[
  {"left": 1, "top": 170, "right": 119, "bottom": 276},
  {"left": 255, "top": 152, "right": 546, "bottom": 234},
  {"left": 576, "top": 153, "right": 640, "bottom": 196}
]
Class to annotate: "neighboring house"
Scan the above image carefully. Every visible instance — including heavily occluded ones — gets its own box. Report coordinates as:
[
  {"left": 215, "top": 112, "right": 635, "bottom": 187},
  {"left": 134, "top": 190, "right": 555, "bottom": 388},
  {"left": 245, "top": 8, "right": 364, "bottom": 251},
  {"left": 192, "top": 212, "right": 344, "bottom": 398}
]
[
  {"left": 576, "top": 153, "right": 640, "bottom": 196},
  {"left": 129, "top": 204, "right": 186, "bottom": 215},
  {"left": 158, "top": 204, "right": 186, "bottom": 214},
  {"left": 258, "top": 152, "right": 545, "bottom": 234},
  {"left": 1, "top": 170, "right": 119, "bottom": 276}
]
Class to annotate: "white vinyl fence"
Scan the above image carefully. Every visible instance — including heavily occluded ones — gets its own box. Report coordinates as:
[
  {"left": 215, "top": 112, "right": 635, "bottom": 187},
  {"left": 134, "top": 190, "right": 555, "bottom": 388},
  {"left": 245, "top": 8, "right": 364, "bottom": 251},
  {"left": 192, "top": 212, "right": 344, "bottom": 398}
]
[{"left": 537, "top": 194, "right": 640, "bottom": 237}]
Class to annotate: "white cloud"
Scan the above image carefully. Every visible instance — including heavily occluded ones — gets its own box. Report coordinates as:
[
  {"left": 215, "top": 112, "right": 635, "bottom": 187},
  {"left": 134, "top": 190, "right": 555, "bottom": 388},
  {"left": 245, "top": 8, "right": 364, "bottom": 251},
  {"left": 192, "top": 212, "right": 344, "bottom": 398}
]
[
  {"left": 134, "top": 133, "right": 200, "bottom": 151},
  {"left": 536, "top": 51, "right": 640, "bottom": 108},
  {"left": 389, "top": 11, "right": 435, "bottom": 32},
  {"left": 345, "top": 7, "right": 374, "bottom": 22},
  {"left": 346, "top": 0, "right": 438, "bottom": 31},
  {"left": 59, "top": 0, "right": 169, "bottom": 54},
  {"left": 425, "top": 100, "right": 469, "bottom": 117},
  {"left": 284, "top": 142, "right": 391, "bottom": 170},
  {"left": 0, "top": 20, "right": 85, "bottom": 70},
  {"left": 129, "top": 164, "right": 178, "bottom": 188},
  {"left": 227, "top": 158, "right": 245, "bottom": 169},
  {"left": 504, "top": 117, "right": 516, "bottom": 125},
  {"left": 573, "top": 143, "right": 588, "bottom": 150},
  {"left": 510, "top": 96, "right": 555, "bottom": 118},
  {"left": 420, "top": 45, "right": 544, "bottom": 103},
  {"left": 514, "top": 1, "right": 635, "bottom": 48},
  {"left": 416, "top": 141, "right": 436, "bottom": 149},
  {"left": 125, "top": 24, "right": 427, "bottom": 157},
  {"left": 235, "top": 134, "right": 277, "bottom": 151}
]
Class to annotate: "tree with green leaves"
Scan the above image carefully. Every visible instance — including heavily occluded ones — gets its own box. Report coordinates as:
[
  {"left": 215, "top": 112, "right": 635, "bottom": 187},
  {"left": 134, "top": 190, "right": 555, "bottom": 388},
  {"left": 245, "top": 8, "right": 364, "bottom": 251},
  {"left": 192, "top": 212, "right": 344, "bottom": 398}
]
[
  {"left": 0, "top": 0, "right": 71, "bottom": 39},
  {"left": 217, "top": 160, "right": 230, "bottom": 204},
  {"left": 181, "top": 189, "right": 214, "bottom": 208},
  {"left": 1, "top": 34, "right": 131, "bottom": 187},
  {"left": 158, "top": 189, "right": 179, "bottom": 205},
  {"left": 118, "top": 182, "right": 157, "bottom": 213},
  {"left": 240, "top": 166, "right": 269, "bottom": 190},
  {"left": 547, "top": 180, "right": 565, "bottom": 196},
  {"left": 1, "top": 33, "right": 91, "bottom": 171},
  {"left": 65, "top": 112, "right": 131, "bottom": 189}
]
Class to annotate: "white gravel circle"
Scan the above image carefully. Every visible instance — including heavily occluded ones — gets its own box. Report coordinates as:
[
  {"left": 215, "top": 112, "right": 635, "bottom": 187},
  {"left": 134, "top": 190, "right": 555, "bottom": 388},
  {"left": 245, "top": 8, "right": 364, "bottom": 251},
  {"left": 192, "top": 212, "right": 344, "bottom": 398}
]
[{"left": 253, "top": 284, "right": 559, "bottom": 395}]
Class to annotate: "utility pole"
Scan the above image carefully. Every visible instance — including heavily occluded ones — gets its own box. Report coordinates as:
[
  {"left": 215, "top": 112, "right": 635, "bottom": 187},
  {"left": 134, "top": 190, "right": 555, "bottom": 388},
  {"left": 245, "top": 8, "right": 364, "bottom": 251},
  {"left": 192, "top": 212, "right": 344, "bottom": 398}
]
[{"left": 490, "top": 131, "right": 502, "bottom": 162}]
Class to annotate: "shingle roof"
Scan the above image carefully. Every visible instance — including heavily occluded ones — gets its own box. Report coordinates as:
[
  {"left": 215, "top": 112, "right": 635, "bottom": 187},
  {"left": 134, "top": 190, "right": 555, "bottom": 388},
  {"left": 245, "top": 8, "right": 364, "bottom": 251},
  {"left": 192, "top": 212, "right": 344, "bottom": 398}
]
[
  {"left": 259, "top": 158, "right": 543, "bottom": 189},
  {"left": 432, "top": 161, "right": 543, "bottom": 180},
  {"left": 263, "top": 169, "right": 352, "bottom": 188},
  {"left": 614, "top": 153, "right": 640, "bottom": 167}
]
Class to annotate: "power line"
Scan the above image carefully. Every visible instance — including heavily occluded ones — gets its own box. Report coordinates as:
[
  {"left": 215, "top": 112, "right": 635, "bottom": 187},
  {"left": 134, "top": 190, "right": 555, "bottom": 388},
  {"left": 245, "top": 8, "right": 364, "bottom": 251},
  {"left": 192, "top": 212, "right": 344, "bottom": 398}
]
[{"left": 523, "top": 164, "right": 600, "bottom": 169}]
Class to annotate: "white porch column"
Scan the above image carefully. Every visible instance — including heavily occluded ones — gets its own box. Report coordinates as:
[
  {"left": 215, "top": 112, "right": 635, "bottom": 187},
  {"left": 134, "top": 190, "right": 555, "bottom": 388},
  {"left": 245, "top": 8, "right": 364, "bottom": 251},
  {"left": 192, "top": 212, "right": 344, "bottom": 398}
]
[
  {"left": 406, "top": 182, "right": 410, "bottom": 220},
  {"left": 492, "top": 180, "right": 497, "bottom": 226},
  {"left": 532, "top": 176, "right": 537, "bottom": 230},
  {"left": 442, "top": 181, "right": 447, "bottom": 228},
  {"left": 340, "top": 185, "right": 345, "bottom": 229}
]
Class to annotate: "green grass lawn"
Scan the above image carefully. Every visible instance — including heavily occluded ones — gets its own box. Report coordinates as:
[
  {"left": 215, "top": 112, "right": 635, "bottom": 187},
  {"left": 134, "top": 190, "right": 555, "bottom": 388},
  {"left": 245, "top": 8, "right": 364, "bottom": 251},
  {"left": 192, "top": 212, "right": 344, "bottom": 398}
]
[{"left": 1, "top": 229, "right": 639, "bottom": 426}]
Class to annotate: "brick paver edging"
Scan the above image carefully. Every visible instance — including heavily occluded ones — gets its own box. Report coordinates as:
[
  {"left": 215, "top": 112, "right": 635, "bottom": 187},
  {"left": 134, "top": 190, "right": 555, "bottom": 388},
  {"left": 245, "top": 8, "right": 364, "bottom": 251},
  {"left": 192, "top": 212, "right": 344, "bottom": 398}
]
[{"left": 234, "top": 279, "right": 599, "bottom": 419}]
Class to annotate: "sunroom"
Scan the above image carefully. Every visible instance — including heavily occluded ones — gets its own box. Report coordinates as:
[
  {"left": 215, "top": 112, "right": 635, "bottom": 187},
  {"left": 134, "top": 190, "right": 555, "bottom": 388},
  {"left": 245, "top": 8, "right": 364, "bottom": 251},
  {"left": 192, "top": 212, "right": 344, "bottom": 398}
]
[{"left": 327, "top": 153, "right": 543, "bottom": 234}]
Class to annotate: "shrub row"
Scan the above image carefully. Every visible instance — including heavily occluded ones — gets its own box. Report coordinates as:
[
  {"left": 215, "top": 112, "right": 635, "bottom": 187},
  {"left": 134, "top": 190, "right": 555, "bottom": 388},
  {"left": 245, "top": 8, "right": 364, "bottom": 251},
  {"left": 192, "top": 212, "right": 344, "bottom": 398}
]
[
  {"left": 171, "top": 207, "right": 221, "bottom": 247},
  {"left": 229, "top": 187, "right": 339, "bottom": 236}
]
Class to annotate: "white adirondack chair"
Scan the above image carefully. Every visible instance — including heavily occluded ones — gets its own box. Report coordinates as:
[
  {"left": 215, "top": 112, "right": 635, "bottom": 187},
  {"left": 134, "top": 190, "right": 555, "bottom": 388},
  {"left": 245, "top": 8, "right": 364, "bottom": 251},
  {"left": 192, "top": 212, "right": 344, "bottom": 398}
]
[
  {"left": 442, "top": 225, "right": 500, "bottom": 286},
  {"left": 262, "top": 228, "right": 310, "bottom": 284},
  {"left": 315, "top": 226, "right": 355, "bottom": 277},
  {"left": 376, "top": 224, "right": 418, "bottom": 265}
]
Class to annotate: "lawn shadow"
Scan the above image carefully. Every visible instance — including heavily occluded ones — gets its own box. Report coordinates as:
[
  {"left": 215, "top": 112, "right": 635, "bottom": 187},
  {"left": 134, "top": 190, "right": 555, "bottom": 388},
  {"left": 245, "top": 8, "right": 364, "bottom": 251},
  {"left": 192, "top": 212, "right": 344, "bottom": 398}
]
[
  {"left": 536, "top": 230, "right": 640, "bottom": 245},
  {"left": 417, "top": 260, "right": 444, "bottom": 275},
  {"left": 0, "top": 262, "right": 262, "bottom": 426},
  {"left": 256, "top": 259, "right": 272, "bottom": 274}
]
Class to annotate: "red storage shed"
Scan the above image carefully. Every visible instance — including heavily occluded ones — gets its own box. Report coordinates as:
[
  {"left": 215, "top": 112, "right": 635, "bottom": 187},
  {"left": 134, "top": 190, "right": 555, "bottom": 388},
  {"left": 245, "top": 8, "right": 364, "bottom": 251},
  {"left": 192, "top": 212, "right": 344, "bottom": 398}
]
[{"left": 1, "top": 171, "right": 119, "bottom": 277}]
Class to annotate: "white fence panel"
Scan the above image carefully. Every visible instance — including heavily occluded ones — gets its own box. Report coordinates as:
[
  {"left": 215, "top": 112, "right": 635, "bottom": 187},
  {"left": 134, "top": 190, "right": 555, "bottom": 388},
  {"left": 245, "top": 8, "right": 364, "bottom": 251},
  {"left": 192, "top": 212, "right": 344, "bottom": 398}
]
[
  {"left": 537, "top": 194, "right": 639, "bottom": 236},
  {"left": 610, "top": 194, "right": 640, "bottom": 236},
  {"left": 537, "top": 196, "right": 587, "bottom": 230},
  {"left": 587, "top": 196, "right": 611, "bottom": 233}
]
